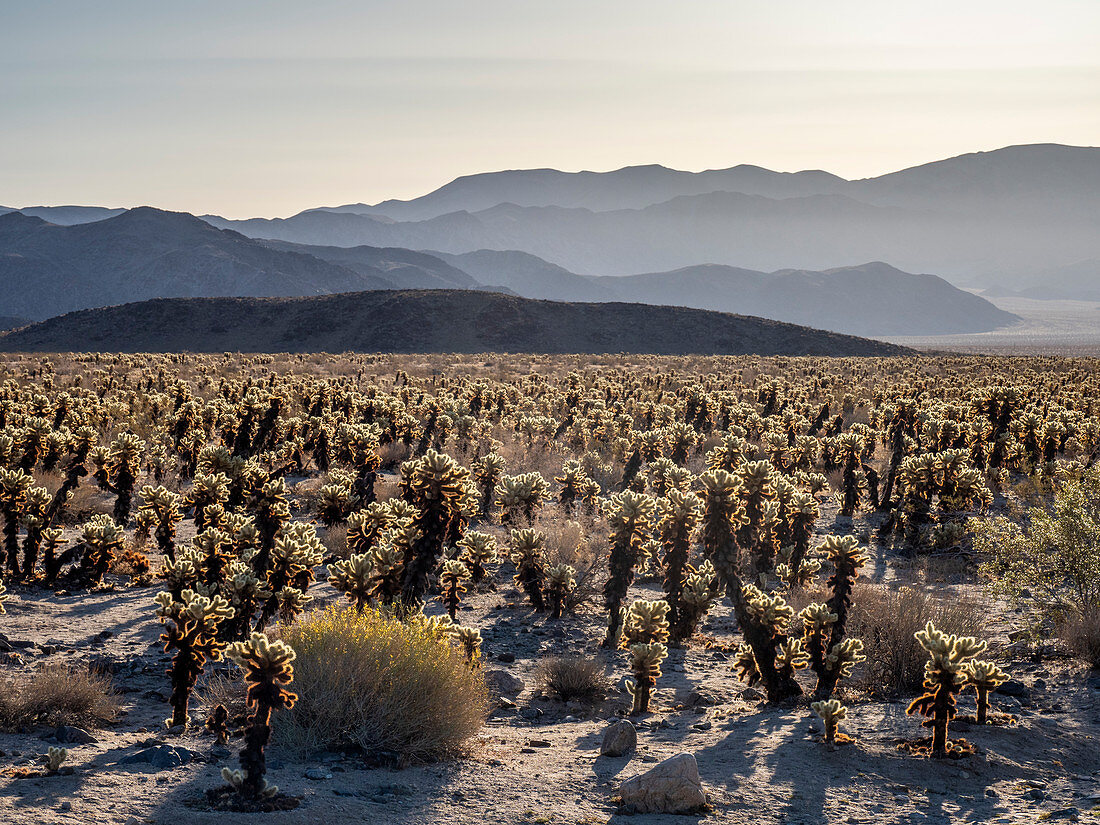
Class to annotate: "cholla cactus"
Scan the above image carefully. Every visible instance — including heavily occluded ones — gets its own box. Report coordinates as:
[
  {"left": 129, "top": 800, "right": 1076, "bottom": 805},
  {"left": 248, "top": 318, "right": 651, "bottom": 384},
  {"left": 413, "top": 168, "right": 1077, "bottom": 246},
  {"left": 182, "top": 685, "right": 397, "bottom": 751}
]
[
  {"left": 223, "top": 633, "right": 297, "bottom": 801},
  {"left": 676, "top": 562, "right": 717, "bottom": 642},
  {"left": 602, "top": 490, "right": 656, "bottom": 647},
  {"left": 222, "top": 560, "right": 272, "bottom": 639},
  {"left": 400, "top": 449, "right": 477, "bottom": 606},
  {"left": 316, "top": 479, "right": 356, "bottom": 528},
  {"left": 736, "top": 460, "right": 776, "bottom": 573},
  {"left": 156, "top": 588, "right": 235, "bottom": 728},
  {"left": 776, "top": 490, "right": 820, "bottom": 589},
  {"left": 804, "top": 535, "right": 868, "bottom": 699},
  {"left": 626, "top": 642, "right": 667, "bottom": 715},
  {"left": 138, "top": 485, "right": 184, "bottom": 559},
  {"left": 623, "top": 599, "right": 670, "bottom": 646},
  {"left": 905, "top": 622, "right": 987, "bottom": 757},
  {"left": 248, "top": 478, "right": 291, "bottom": 574},
  {"left": 961, "top": 660, "right": 1009, "bottom": 724},
  {"left": 508, "top": 528, "right": 546, "bottom": 611},
  {"left": 811, "top": 699, "right": 851, "bottom": 745},
  {"left": 327, "top": 553, "right": 374, "bottom": 612},
  {"left": 733, "top": 583, "right": 806, "bottom": 702},
  {"left": 0, "top": 467, "right": 33, "bottom": 577},
  {"left": 18, "top": 485, "right": 50, "bottom": 580},
  {"left": 473, "top": 453, "right": 506, "bottom": 520},
  {"left": 544, "top": 562, "right": 576, "bottom": 620},
  {"left": 106, "top": 433, "right": 146, "bottom": 525},
  {"left": 494, "top": 472, "right": 550, "bottom": 524},
  {"left": 206, "top": 704, "right": 230, "bottom": 745},
  {"left": 835, "top": 432, "right": 867, "bottom": 518},
  {"left": 0, "top": 575, "right": 7, "bottom": 613},
  {"left": 439, "top": 559, "right": 471, "bottom": 620},
  {"left": 556, "top": 460, "right": 591, "bottom": 514},
  {"left": 255, "top": 525, "right": 323, "bottom": 629},
  {"left": 455, "top": 530, "right": 497, "bottom": 584},
  {"left": 78, "top": 515, "right": 125, "bottom": 585},
  {"left": 453, "top": 624, "right": 482, "bottom": 667},
  {"left": 186, "top": 473, "right": 230, "bottom": 533},
  {"left": 45, "top": 746, "right": 69, "bottom": 772},
  {"left": 656, "top": 489, "right": 702, "bottom": 644},
  {"left": 345, "top": 502, "right": 395, "bottom": 558}
]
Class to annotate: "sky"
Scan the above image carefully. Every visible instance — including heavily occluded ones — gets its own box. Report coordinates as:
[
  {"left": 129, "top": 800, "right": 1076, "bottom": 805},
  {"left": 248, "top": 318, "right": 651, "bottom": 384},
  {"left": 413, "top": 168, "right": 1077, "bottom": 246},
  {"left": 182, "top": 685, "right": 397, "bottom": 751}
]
[{"left": 2, "top": 0, "right": 1098, "bottom": 218}]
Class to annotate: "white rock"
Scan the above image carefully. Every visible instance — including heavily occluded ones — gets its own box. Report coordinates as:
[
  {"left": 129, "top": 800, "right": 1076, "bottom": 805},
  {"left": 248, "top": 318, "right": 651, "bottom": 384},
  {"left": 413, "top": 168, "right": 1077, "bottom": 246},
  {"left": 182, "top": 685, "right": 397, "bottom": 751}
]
[{"left": 618, "top": 752, "right": 706, "bottom": 813}]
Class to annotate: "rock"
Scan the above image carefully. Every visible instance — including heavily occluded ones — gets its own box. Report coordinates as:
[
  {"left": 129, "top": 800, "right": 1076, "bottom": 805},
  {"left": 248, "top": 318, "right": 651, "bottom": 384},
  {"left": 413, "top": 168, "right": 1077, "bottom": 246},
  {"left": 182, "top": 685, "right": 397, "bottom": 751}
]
[
  {"left": 998, "top": 679, "right": 1030, "bottom": 698},
  {"left": 484, "top": 669, "right": 525, "bottom": 698},
  {"left": 618, "top": 752, "right": 707, "bottom": 814},
  {"left": 496, "top": 652, "right": 516, "bottom": 663},
  {"left": 740, "top": 687, "right": 765, "bottom": 702},
  {"left": 305, "top": 768, "right": 333, "bottom": 780},
  {"left": 685, "top": 688, "right": 728, "bottom": 708},
  {"left": 1023, "top": 788, "right": 1045, "bottom": 801},
  {"left": 1047, "top": 808, "right": 1081, "bottom": 821},
  {"left": 49, "top": 726, "right": 98, "bottom": 745},
  {"left": 600, "top": 719, "right": 637, "bottom": 757},
  {"left": 528, "top": 739, "right": 552, "bottom": 748},
  {"left": 518, "top": 706, "right": 543, "bottom": 720},
  {"left": 119, "top": 745, "right": 194, "bottom": 770}
]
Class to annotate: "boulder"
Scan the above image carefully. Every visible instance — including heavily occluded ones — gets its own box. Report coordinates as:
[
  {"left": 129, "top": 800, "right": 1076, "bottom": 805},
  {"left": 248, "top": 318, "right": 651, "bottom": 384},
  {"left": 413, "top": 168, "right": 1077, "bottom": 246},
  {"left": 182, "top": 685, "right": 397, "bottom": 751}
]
[
  {"left": 618, "top": 752, "right": 706, "bottom": 814},
  {"left": 484, "top": 669, "right": 525, "bottom": 698},
  {"left": 600, "top": 719, "right": 637, "bottom": 757},
  {"left": 119, "top": 744, "right": 194, "bottom": 770}
]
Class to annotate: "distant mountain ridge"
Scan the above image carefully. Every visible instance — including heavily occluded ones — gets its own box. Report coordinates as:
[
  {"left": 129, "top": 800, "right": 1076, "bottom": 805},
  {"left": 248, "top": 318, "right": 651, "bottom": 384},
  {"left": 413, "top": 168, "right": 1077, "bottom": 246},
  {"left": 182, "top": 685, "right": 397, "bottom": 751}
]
[
  {"left": 198, "top": 144, "right": 1099, "bottom": 285},
  {"left": 0, "top": 207, "right": 1017, "bottom": 336},
  {"left": 0, "top": 290, "right": 913, "bottom": 356}
]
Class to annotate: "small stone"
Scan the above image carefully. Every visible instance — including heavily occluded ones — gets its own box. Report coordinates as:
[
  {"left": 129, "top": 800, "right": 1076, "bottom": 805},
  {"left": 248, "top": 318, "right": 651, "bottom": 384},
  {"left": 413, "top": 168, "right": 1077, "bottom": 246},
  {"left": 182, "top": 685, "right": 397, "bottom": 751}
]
[
  {"left": 1023, "top": 788, "right": 1045, "bottom": 801},
  {"left": 618, "top": 752, "right": 707, "bottom": 814},
  {"left": 59, "top": 802, "right": 72, "bottom": 812},
  {"left": 600, "top": 719, "right": 637, "bottom": 757},
  {"left": 305, "top": 768, "right": 333, "bottom": 780},
  {"left": 1047, "top": 808, "right": 1080, "bottom": 821},
  {"left": 740, "top": 687, "right": 765, "bottom": 702},
  {"left": 528, "top": 739, "right": 552, "bottom": 748},
  {"left": 496, "top": 652, "right": 516, "bottom": 663}
]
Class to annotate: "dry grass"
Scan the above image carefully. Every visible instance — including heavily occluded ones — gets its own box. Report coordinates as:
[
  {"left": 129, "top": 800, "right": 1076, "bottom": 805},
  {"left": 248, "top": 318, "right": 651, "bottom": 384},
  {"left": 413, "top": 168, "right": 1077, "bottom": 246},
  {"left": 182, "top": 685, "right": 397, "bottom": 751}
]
[
  {"left": 846, "top": 582, "right": 986, "bottom": 696},
  {"left": 537, "top": 654, "right": 610, "bottom": 704},
  {"left": 0, "top": 664, "right": 120, "bottom": 730},
  {"left": 1062, "top": 608, "right": 1100, "bottom": 668},
  {"left": 199, "top": 668, "right": 249, "bottom": 721},
  {"left": 276, "top": 605, "right": 488, "bottom": 761}
]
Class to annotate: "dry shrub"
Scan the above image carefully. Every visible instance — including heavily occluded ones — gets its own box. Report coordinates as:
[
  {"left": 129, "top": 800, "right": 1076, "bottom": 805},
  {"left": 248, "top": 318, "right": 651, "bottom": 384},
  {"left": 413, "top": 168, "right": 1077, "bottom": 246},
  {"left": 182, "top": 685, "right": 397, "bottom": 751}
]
[
  {"left": 0, "top": 664, "right": 120, "bottom": 730},
  {"left": 536, "top": 510, "right": 607, "bottom": 610},
  {"left": 847, "top": 583, "right": 984, "bottom": 696},
  {"left": 1062, "top": 608, "right": 1100, "bottom": 668},
  {"left": 276, "top": 605, "right": 488, "bottom": 761},
  {"left": 199, "top": 668, "right": 248, "bottom": 720},
  {"left": 318, "top": 524, "right": 347, "bottom": 559},
  {"left": 537, "top": 654, "right": 610, "bottom": 704}
]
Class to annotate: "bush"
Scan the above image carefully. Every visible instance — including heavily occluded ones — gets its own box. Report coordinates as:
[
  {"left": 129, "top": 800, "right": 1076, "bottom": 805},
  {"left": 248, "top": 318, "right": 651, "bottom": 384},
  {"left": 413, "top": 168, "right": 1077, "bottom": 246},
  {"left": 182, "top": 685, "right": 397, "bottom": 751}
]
[
  {"left": 845, "top": 583, "right": 985, "bottom": 696},
  {"left": 972, "top": 467, "right": 1100, "bottom": 619},
  {"left": 0, "top": 664, "right": 120, "bottom": 729},
  {"left": 537, "top": 654, "right": 610, "bottom": 703},
  {"left": 276, "top": 605, "right": 488, "bottom": 761},
  {"left": 1062, "top": 608, "right": 1100, "bottom": 669}
]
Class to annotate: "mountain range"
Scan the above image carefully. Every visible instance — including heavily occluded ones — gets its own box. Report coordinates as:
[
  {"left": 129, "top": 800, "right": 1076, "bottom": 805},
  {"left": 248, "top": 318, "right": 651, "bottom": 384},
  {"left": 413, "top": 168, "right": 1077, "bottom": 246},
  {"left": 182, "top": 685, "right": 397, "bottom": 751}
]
[
  {"left": 0, "top": 290, "right": 911, "bottom": 356},
  {"left": 185, "top": 144, "right": 1099, "bottom": 288},
  {"left": 0, "top": 207, "right": 1013, "bottom": 336}
]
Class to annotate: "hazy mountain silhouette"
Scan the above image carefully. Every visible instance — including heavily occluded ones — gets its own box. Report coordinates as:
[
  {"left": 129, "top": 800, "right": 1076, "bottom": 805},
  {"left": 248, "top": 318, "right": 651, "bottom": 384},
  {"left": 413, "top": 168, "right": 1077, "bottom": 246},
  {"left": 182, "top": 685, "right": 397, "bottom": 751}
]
[
  {"left": 0, "top": 291, "right": 911, "bottom": 356},
  {"left": 258, "top": 240, "right": 479, "bottom": 289},
  {"left": 0, "top": 205, "right": 126, "bottom": 225},
  {"left": 202, "top": 144, "right": 1099, "bottom": 286},
  {"left": 0, "top": 208, "right": 479, "bottom": 320}
]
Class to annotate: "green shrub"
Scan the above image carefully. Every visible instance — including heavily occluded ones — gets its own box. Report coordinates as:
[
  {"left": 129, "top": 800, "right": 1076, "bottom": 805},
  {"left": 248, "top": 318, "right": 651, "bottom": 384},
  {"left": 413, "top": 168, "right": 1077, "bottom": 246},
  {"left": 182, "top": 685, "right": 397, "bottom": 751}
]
[
  {"left": 276, "top": 605, "right": 487, "bottom": 760},
  {"left": 972, "top": 466, "right": 1100, "bottom": 620}
]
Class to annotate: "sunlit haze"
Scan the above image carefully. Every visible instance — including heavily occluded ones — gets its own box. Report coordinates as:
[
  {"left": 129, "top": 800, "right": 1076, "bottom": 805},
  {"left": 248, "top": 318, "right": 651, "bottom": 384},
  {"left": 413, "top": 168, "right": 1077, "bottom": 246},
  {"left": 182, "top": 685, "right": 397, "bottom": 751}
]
[{"left": 2, "top": 0, "right": 1098, "bottom": 217}]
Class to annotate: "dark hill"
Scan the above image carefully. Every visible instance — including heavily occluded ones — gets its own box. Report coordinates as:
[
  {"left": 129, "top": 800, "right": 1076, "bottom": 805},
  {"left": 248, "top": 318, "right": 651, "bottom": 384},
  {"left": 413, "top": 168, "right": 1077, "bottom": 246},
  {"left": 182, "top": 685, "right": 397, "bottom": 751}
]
[
  {"left": 0, "top": 290, "right": 912, "bottom": 356},
  {"left": 0, "top": 208, "right": 451, "bottom": 320}
]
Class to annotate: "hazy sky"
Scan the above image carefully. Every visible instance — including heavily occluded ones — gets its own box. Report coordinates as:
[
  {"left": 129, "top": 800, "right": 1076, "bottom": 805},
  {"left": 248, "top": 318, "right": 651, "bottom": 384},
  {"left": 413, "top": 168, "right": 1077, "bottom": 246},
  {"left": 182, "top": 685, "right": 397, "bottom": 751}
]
[{"left": 2, "top": 0, "right": 1098, "bottom": 217}]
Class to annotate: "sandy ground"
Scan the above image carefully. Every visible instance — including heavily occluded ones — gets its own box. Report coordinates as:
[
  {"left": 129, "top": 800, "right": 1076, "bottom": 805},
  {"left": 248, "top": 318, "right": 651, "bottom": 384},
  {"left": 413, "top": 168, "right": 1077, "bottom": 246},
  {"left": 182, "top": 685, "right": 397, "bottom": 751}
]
[
  {"left": 1, "top": 538, "right": 1098, "bottom": 825},
  {"left": 881, "top": 297, "right": 1100, "bottom": 355}
]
